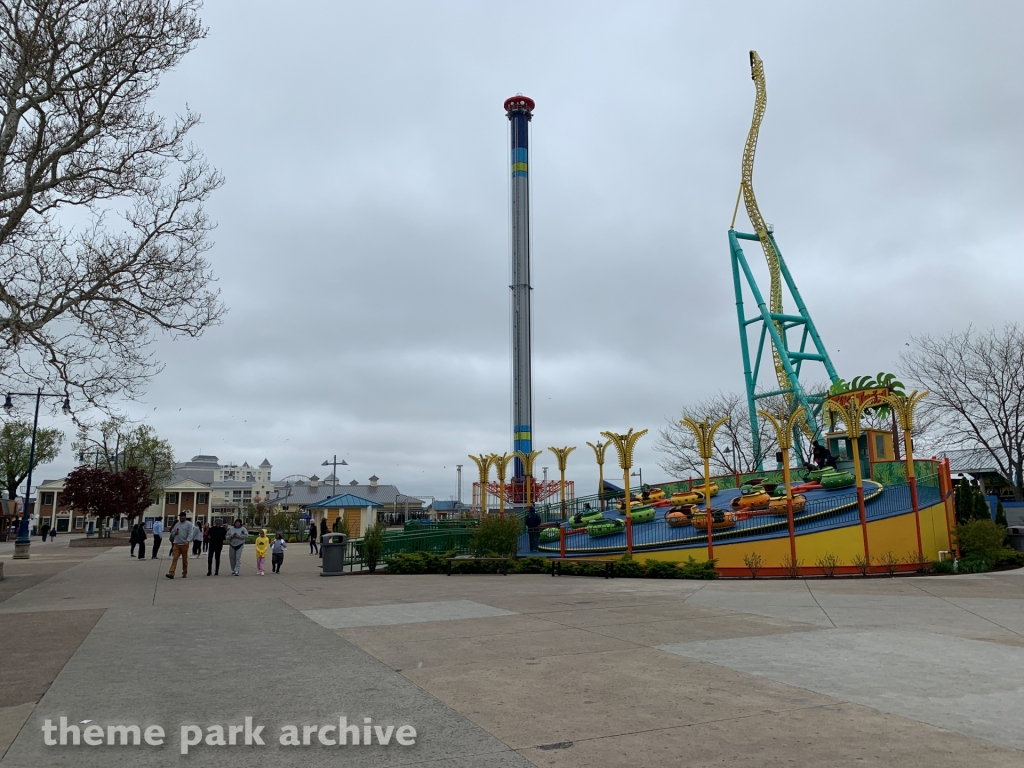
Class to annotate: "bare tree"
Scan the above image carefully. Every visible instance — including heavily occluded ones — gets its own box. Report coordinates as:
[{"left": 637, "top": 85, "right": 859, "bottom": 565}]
[
  {"left": 0, "top": 0, "right": 224, "bottom": 406},
  {"left": 902, "top": 324, "right": 1024, "bottom": 500},
  {"left": 656, "top": 391, "right": 785, "bottom": 478}
]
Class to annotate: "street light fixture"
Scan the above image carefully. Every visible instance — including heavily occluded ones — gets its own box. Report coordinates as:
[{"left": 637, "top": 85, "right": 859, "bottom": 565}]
[
  {"left": 4, "top": 388, "right": 73, "bottom": 559},
  {"left": 321, "top": 455, "right": 349, "bottom": 497}
]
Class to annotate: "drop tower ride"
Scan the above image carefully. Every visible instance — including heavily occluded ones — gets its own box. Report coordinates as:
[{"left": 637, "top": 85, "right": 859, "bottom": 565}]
[{"left": 505, "top": 94, "right": 535, "bottom": 493}]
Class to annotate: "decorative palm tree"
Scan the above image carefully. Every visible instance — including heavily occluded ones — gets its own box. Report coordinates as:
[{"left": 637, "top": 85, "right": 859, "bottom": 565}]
[
  {"left": 600, "top": 429, "right": 648, "bottom": 555},
  {"left": 679, "top": 417, "right": 728, "bottom": 559},
  {"left": 514, "top": 449, "right": 543, "bottom": 507},
  {"left": 758, "top": 406, "right": 805, "bottom": 569},
  {"left": 822, "top": 394, "right": 884, "bottom": 564},
  {"left": 879, "top": 390, "right": 928, "bottom": 560},
  {"left": 468, "top": 453, "right": 495, "bottom": 516},
  {"left": 491, "top": 453, "right": 514, "bottom": 517},
  {"left": 586, "top": 440, "right": 609, "bottom": 510},
  {"left": 548, "top": 446, "right": 576, "bottom": 518}
]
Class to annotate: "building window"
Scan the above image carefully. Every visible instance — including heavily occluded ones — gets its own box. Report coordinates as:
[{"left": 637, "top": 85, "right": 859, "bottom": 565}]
[
  {"left": 73, "top": 517, "right": 85, "bottom": 530},
  {"left": 41, "top": 492, "right": 54, "bottom": 506},
  {"left": 166, "top": 492, "right": 179, "bottom": 505},
  {"left": 875, "top": 434, "right": 886, "bottom": 459},
  {"left": 197, "top": 493, "right": 209, "bottom": 504}
]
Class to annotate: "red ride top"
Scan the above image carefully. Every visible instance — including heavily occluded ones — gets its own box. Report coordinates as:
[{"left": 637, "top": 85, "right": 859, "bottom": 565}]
[{"left": 504, "top": 95, "right": 535, "bottom": 113}]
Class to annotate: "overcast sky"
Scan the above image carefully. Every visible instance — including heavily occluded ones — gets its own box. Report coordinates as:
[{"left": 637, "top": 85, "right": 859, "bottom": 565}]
[{"left": 39, "top": 0, "right": 1024, "bottom": 499}]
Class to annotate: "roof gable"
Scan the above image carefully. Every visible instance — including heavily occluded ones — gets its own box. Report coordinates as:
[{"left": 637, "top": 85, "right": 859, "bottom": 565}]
[{"left": 307, "top": 493, "right": 382, "bottom": 509}]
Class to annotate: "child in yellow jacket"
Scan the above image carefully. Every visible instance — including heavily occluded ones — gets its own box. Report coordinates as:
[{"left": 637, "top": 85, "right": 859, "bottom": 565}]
[{"left": 254, "top": 530, "right": 270, "bottom": 575}]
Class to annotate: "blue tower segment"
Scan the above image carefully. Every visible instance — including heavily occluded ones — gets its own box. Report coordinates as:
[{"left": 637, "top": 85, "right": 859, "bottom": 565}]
[{"left": 505, "top": 95, "right": 534, "bottom": 480}]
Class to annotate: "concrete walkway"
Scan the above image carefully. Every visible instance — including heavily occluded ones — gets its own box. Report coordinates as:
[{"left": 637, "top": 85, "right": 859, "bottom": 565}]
[{"left": 0, "top": 541, "right": 1021, "bottom": 767}]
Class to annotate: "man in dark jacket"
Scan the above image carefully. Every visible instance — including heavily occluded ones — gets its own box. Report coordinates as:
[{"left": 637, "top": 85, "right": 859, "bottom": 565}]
[
  {"left": 319, "top": 518, "right": 328, "bottom": 558},
  {"left": 525, "top": 506, "right": 542, "bottom": 552},
  {"left": 207, "top": 519, "right": 227, "bottom": 576},
  {"left": 136, "top": 523, "right": 147, "bottom": 560}
]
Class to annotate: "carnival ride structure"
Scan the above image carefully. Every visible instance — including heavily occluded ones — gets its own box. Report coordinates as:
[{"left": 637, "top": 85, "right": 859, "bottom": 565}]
[
  {"left": 459, "top": 56, "right": 954, "bottom": 575},
  {"left": 729, "top": 51, "right": 839, "bottom": 465}
]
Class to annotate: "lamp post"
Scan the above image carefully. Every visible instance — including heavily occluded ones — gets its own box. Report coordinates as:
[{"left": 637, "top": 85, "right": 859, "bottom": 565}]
[
  {"left": 758, "top": 407, "right": 805, "bottom": 570},
  {"left": 601, "top": 429, "right": 647, "bottom": 556},
  {"left": 468, "top": 454, "right": 495, "bottom": 516},
  {"left": 491, "top": 453, "right": 514, "bottom": 517},
  {"left": 548, "top": 446, "right": 576, "bottom": 519},
  {"left": 880, "top": 391, "right": 928, "bottom": 561},
  {"left": 4, "top": 390, "right": 72, "bottom": 560},
  {"left": 630, "top": 468, "right": 643, "bottom": 492},
  {"left": 514, "top": 449, "right": 542, "bottom": 508},
  {"left": 679, "top": 417, "right": 728, "bottom": 561},
  {"left": 586, "top": 440, "right": 608, "bottom": 510},
  {"left": 823, "top": 395, "right": 882, "bottom": 566},
  {"left": 321, "top": 456, "right": 349, "bottom": 497},
  {"left": 78, "top": 448, "right": 105, "bottom": 469}
]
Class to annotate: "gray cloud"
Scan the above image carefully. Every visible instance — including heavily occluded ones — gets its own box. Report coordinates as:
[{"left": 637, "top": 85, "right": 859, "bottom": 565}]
[{"left": 38, "top": 0, "right": 1024, "bottom": 499}]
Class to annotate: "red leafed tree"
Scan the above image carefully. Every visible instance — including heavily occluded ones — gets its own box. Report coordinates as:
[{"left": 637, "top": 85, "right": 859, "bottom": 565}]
[{"left": 63, "top": 466, "right": 152, "bottom": 527}]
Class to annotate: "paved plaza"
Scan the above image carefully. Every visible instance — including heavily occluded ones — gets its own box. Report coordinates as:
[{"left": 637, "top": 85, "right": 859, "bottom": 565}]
[{"left": 0, "top": 537, "right": 1022, "bottom": 767}]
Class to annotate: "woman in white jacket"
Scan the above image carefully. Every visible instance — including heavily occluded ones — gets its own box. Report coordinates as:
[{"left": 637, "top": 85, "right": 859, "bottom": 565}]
[{"left": 190, "top": 515, "right": 204, "bottom": 558}]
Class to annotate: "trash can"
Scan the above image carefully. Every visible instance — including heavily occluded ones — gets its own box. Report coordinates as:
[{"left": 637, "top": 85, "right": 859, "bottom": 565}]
[
  {"left": 320, "top": 532, "right": 347, "bottom": 576},
  {"left": 1008, "top": 526, "right": 1024, "bottom": 553}
]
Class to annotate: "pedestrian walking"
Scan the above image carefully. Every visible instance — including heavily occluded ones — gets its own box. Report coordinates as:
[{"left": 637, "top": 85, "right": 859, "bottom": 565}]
[
  {"left": 525, "top": 505, "right": 541, "bottom": 552},
  {"left": 202, "top": 522, "right": 210, "bottom": 553},
  {"left": 151, "top": 518, "right": 163, "bottom": 559},
  {"left": 40, "top": 522, "right": 50, "bottom": 541},
  {"left": 165, "top": 512, "right": 193, "bottom": 579},
  {"left": 271, "top": 533, "right": 287, "bottom": 573},
  {"left": 254, "top": 529, "right": 269, "bottom": 575},
  {"left": 49, "top": 527, "right": 57, "bottom": 542},
  {"left": 319, "top": 518, "right": 327, "bottom": 559},
  {"left": 308, "top": 521, "right": 318, "bottom": 555},
  {"left": 207, "top": 519, "right": 226, "bottom": 575},
  {"left": 129, "top": 523, "right": 139, "bottom": 556},
  {"left": 225, "top": 518, "right": 248, "bottom": 576},
  {"left": 136, "top": 523, "right": 147, "bottom": 559},
  {"left": 190, "top": 517, "right": 203, "bottom": 557}
]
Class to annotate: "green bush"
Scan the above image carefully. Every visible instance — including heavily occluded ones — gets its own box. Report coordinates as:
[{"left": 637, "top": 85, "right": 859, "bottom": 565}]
[
  {"left": 957, "top": 519, "right": 1007, "bottom": 563},
  {"left": 993, "top": 548, "right": 1024, "bottom": 568},
  {"left": 470, "top": 515, "right": 521, "bottom": 558},
  {"left": 363, "top": 520, "right": 387, "bottom": 573},
  {"left": 958, "top": 555, "right": 990, "bottom": 574},
  {"left": 931, "top": 559, "right": 955, "bottom": 574},
  {"left": 384, "top": 549, "right": 455, "bottom": 574},
  {"left": 511, "top": 556, "right": 549, "bottom": 574},
  {"left": 643, "top": 559, "right": 682, "bottom": 579},
  {"left": 677, "top": 556, "right": 719, "bottom": 579},
  {"left": 615, "top": 554, "right": 644, "bottom": 578}
]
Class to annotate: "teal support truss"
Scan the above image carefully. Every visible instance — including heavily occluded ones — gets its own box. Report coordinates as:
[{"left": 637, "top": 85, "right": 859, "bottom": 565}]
[{"left": 729, "top": 229, "right": 839, "bottom": 468}]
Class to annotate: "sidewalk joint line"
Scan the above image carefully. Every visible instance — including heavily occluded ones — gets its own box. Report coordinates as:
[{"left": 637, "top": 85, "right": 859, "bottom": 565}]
[{"left": 805, "top": 581, "right": 837, "bottom": 628}]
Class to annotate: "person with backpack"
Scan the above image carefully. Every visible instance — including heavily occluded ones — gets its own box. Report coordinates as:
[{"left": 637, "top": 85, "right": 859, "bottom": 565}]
[{"left": 271, "top": 533, "right": 287, "bottom": 573}]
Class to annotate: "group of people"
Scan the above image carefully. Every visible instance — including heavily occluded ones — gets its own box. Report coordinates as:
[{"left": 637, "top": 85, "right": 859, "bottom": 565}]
[
  {"left": 36, "top": 522, "right": 58, "bottom": 541},
  {"left": 128, "top": 514, "right": 286, "bottom": 579}
]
